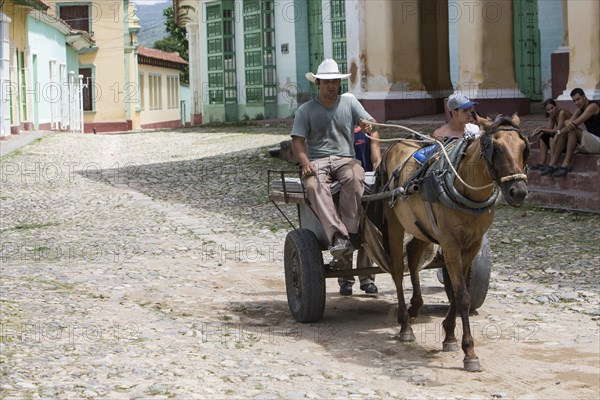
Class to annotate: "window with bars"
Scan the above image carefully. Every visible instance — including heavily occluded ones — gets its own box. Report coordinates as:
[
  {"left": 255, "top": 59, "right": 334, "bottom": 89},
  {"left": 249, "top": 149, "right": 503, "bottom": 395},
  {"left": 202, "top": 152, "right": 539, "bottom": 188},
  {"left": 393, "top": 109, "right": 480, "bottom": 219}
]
[
  {"left": 206, "top": 1, "right": 237, "bottom": 105},
  {"left": 243, "top": 0, "right": 276, "bottom": 104},
  {"left": 330, "top": 0, "right": 347, "bottom": 93}
]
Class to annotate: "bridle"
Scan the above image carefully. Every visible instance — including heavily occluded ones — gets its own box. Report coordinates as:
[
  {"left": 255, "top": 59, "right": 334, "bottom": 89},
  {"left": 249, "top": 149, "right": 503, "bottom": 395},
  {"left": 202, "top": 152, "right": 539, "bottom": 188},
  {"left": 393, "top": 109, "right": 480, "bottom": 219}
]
[{"left": 479, "top": 126, "right": 529, "bottom": 185}]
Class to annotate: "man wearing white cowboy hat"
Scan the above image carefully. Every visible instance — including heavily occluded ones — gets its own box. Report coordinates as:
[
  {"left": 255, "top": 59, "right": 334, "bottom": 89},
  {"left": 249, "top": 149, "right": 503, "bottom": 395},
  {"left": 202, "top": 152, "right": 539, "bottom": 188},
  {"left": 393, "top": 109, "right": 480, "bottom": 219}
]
[{"left": 291, "top": 58, "right": 378, "bottom": 295}]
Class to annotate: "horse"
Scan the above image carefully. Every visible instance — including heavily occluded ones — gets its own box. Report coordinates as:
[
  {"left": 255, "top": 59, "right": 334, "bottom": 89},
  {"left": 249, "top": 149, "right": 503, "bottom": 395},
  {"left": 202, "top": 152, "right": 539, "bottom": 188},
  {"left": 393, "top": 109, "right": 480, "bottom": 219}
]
[{"left": 380, "top": 113, "right": 529, "bottom": 371}]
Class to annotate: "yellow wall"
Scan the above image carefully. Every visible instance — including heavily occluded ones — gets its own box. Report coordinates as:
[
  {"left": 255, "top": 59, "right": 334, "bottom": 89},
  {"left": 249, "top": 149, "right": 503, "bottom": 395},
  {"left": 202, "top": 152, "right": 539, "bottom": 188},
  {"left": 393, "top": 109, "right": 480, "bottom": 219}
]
[
  {"left": 138, "top": 63, "right": 182, "bottom": 125},
  {"left": 565, "top": 0, "right": 600, "bottom": 91},
  {"left": 46, "top": 0, "right": 128, "bottom": 124}
]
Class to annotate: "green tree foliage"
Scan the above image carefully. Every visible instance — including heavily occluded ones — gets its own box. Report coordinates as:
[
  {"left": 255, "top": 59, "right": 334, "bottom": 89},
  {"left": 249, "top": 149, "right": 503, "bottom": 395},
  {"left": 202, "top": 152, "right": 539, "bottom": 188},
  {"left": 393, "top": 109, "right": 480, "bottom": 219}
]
[{"left": 153, "top": 6, "right": 189, "bottom": 83}]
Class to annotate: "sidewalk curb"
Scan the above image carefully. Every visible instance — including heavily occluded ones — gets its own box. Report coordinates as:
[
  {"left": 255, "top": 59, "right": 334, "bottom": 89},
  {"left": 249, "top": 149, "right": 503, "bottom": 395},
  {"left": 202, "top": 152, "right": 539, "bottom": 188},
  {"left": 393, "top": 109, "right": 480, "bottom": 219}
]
[{"left": 0, "top": 131, "right": 53, "bottom": 158}]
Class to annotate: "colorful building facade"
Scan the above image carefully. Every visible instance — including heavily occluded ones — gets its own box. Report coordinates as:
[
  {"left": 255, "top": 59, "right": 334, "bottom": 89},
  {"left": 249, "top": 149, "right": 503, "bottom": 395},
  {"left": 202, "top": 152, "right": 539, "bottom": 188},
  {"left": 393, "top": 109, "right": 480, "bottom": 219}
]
[
  {"left": 1, "top": 0, "right": 93, "bottom": 139},
  {"left": 174, "top": 0, "right": 600, "bottom": 123},
  {"left": 138, "top": 46, "right": 188, "bottom": 129},
  {"left": 44, "top": 0, "right": 141, "bottom": 133}
]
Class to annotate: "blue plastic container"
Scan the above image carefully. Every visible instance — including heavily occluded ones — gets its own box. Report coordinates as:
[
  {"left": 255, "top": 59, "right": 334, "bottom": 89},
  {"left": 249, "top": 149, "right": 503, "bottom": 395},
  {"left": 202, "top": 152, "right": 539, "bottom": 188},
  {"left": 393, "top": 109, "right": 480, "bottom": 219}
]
[{"left": 413, "top": 144, "right": 439, "bottom": 164}]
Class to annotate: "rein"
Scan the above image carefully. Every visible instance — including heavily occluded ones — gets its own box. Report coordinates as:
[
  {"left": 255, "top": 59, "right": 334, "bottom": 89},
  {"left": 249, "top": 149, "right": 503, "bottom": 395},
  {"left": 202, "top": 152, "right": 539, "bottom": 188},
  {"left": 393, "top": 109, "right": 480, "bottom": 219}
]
[{"left": 369, "top": 122, "right": 504, "bottom": 191}]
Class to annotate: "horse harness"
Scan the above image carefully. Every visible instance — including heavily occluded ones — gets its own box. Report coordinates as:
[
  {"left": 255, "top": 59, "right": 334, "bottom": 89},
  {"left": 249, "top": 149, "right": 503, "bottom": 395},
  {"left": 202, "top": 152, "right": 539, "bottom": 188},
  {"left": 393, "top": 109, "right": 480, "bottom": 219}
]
[{"left": 370, "top": 124, "right": 529, "bottom": 243}]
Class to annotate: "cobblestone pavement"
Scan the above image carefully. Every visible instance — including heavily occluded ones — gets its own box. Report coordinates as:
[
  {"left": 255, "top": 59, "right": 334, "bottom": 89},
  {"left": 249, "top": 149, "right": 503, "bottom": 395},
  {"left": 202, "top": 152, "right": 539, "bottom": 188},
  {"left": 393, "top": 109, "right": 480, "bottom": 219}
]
[{"left": 0, "top": 126, "right": 598, "bottom": 399}]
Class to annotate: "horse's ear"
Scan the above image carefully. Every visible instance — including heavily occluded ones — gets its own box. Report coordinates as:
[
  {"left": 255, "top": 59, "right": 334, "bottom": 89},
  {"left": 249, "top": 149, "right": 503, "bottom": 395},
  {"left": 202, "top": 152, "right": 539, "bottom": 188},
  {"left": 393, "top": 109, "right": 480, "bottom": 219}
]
[
  {"left": 511, "top": 112, "right": 521, "bottom": 126},
  {"left": 478, "top": 114, "right": 493, "bottom": 131}
]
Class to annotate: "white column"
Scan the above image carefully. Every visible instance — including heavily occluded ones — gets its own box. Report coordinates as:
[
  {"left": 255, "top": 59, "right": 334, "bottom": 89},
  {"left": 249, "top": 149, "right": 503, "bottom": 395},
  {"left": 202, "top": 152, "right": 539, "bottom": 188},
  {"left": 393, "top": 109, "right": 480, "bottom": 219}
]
[
  {"left": 0, "top": 12, "right": 10, "bottom": 137},
  {"left": 78, "top": 74, "right": 84, "bottom": 133},
  {"left": 187, "top": 21, "right": 203, "bottom": 122},
  {"left": 345, "top": 0, "right": 366, "bottom": 95},
  {"left": 558, "top": 0, "right": 600, "bottom": 101}
]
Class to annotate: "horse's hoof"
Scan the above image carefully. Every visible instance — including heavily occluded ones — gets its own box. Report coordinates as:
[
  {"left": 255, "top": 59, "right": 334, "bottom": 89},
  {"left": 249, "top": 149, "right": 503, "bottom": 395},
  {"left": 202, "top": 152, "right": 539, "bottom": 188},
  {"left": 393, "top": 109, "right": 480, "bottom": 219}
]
[
  {"left": 443, "top": 341, "right": 459, "bottom": 352},
  {"left": 398, "top": 331, "right": 416, "bottom": 342},
  {"left": 463, "top": 358, "right": 481, "bottom": 372}
]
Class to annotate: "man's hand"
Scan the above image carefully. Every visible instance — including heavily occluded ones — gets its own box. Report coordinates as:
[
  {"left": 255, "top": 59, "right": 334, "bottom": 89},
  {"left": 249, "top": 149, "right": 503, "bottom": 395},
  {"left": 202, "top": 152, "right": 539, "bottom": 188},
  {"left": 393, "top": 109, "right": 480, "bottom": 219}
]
[
  {"left": 359, "top": 118, "right": 373, "bottom": 133},
  {"left": 566, "top": 119, "right": 577, "bottom": 131},
  {"left": 300, "top": 162, "right": 316, "bottom": 177},
  {"left": 291, "top": 136, "right": 316, "bottom": 178}
]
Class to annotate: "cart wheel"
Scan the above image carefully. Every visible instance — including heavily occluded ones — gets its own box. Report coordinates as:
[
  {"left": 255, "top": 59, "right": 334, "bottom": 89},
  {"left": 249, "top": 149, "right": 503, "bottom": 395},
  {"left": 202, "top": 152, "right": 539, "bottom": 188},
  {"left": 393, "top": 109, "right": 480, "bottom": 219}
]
[
  {"left": 284, "top": 229, "right": 325, "bottom": 323},
  {"left": 442, "top": 234, "right": 492, "bottom": 311}
]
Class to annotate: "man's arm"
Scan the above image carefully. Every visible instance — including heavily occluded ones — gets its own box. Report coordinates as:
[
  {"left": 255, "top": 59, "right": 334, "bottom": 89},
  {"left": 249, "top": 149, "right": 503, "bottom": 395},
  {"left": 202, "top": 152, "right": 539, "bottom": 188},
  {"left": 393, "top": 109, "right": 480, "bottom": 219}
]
[
  {"left": 569, "top": 103, "right": 600, "bottom": 129},
  {"left": 565, "top": 107, "right": 584, "bottom": 131},
  {"left": 291, "top": 136, "right": 315, "bottom": 177},
  {"left": 368, "top": 130, "right": 382, "bottom": 170}
]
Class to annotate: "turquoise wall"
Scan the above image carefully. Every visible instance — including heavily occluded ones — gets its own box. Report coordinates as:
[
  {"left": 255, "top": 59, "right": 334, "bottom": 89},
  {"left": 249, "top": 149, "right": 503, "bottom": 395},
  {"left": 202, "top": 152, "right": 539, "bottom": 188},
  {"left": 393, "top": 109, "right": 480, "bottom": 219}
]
[
  {"left": 537, "top": 0, "right": 564, "bottom": 100},
  {"left": 66, "top": 46, "right": 79, "bottom": 75},
  {"left": 28, "top": 15, "right": 69, "bottom": 128}
]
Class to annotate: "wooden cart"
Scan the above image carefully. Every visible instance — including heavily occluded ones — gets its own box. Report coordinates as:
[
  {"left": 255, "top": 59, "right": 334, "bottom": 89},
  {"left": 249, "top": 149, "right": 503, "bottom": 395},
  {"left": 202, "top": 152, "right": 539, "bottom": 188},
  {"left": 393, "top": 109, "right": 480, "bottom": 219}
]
[{"left": 268, "top": 169, "right": 491, "bottom": 323}]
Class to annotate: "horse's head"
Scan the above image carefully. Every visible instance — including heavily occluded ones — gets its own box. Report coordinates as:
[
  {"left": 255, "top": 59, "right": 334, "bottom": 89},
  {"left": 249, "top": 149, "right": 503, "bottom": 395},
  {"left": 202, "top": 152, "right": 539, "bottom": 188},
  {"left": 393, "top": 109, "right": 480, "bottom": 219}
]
[{"left": 477, "top": 113, "right": 529, "bottom": 207}]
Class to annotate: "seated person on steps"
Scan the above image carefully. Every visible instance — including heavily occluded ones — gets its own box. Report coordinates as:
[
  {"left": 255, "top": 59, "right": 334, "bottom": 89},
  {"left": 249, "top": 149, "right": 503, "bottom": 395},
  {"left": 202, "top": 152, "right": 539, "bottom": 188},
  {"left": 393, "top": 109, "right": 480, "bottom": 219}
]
[
  {"left": 530, "top": 98, "right": 572, "bottom": 171},
  {"left": 541, "top": 88, "right": 600, "bottom": 177},
  {"left": 291, "top": 59, "right": 376, "bottom": 264},
  {"left": 337, "top": 125, "right": 382, "bottom": 296}
]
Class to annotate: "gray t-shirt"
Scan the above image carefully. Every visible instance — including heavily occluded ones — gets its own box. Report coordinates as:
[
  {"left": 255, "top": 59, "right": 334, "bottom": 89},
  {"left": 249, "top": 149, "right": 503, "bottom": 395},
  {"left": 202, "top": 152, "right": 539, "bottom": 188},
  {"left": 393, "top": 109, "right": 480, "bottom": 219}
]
[{"left": 291, "top": 93, "right": 373, "bottom": 160}]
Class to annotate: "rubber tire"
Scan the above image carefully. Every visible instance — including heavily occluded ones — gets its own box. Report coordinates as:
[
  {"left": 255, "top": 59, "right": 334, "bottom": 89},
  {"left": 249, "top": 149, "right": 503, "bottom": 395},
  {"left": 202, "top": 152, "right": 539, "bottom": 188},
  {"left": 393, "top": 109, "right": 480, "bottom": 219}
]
[
  {"left": 442, "top": 234, "right": 492, "bottom": 311},
  {"left": 284, "top": 229, "right": 326, "bottom": 323}
]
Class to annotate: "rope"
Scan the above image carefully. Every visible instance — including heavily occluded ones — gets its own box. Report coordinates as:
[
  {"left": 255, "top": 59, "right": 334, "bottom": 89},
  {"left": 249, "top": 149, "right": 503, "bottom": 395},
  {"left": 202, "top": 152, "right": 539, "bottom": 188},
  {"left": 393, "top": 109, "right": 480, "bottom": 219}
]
[{"left": 366, "top": 122, "right": 496, "bottom": 191}]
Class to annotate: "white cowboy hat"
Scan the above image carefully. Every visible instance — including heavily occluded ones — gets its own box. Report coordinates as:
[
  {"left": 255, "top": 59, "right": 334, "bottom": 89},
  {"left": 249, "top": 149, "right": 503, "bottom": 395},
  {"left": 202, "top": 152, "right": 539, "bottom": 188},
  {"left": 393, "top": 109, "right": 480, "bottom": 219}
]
[{"left": 305, "top": 59, "right": 351, "bottom": 83}]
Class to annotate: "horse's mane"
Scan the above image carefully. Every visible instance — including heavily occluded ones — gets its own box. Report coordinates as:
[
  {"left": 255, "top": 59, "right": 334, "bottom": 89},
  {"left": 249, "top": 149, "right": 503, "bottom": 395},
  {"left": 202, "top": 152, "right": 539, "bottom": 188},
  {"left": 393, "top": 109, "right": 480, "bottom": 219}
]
[{"left": 488, "top": 114, "right": 519, "bottom": 131}]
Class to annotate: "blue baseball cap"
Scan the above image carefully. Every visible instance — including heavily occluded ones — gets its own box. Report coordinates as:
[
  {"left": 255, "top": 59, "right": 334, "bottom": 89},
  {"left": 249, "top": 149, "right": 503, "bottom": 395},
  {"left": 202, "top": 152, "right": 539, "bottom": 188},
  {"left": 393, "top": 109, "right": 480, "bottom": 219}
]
[{"left": 448, "top": 94, "right": 478, "bottom": 110}]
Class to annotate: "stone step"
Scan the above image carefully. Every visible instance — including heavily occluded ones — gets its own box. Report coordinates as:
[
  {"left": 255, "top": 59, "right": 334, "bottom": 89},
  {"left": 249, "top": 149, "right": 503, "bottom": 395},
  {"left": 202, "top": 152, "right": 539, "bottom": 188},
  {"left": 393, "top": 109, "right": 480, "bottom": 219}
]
[
  {"left": 525, "top": 148, "right": 599, "bottom": 212},
  {"left": 527, "top": 170, "right": 600, "bottom": 193},
  {"left": 526, "top": 188, "right": 600, "bottom": 213},
  {"left": 528, "top": 149, "right": 600, "bottom": 172}
]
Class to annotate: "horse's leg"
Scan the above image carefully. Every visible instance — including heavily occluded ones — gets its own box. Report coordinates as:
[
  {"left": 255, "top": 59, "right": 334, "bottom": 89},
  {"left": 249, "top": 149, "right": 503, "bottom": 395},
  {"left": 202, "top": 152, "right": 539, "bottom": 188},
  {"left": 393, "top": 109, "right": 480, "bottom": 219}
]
[
  {"left": 406, "top": 238, "right": 430, "bottom": 321},
  {"left": 444, "top": 243, "right": 481, "bottom": 371},
  {"left": 440, "top": 243, "right": 461, "bottom": 353},
  {"left": 385, "top": 209, "right": 414, "bottom": 342},
  {"left": 457, "top": 246, "right": 482, "bottom": 371}
]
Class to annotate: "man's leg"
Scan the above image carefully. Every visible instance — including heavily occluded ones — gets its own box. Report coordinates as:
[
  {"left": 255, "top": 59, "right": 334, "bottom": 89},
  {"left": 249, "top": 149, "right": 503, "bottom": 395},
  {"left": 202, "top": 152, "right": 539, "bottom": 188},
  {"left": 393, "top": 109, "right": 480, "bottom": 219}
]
[
  {"left": 542, "top": 133, "right": 568, "bottom": 175},
  {"left": 303, "top": 159, "right": 349, "bottom": 243},
  {"left": 332, "top": 158, "right": 364, "bottom": 236},
  {"left": 337, "top": 252, "right": 355, "bottom": 295},
  {"left": 552, "top": 129, "right": 583, "bottom": 177},
  {"left": 561, "top": 129, "right": 581, "bottom": 168},
  {"left": 357, "top": 248, "right": 378, "bottom": 293},
  {"left": 549, "top": 133, "right": 568, "bottom": 166},
  {"left": 577, "top": 130, "right": 600, "bottom": 154}
]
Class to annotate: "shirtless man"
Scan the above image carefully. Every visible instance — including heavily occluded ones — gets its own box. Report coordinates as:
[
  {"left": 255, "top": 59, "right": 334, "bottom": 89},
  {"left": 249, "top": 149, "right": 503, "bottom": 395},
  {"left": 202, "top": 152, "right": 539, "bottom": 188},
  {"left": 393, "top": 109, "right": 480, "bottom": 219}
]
[{"left": 433, "top": 94, "right": 480, "bottom": 141}]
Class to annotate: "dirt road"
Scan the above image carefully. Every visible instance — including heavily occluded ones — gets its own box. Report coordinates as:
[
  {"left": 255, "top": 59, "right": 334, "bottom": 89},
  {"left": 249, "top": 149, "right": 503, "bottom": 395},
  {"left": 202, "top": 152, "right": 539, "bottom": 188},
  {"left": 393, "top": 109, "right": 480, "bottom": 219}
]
[{"left": 1, "top": 127, "right": 598, "bottom": 399}]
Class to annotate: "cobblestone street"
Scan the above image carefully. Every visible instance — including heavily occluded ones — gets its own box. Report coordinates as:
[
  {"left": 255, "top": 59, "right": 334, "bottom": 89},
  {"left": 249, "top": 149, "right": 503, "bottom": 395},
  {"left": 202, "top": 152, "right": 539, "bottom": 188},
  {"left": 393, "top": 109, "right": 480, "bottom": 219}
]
[{"left": 1, "top": 127, "right": 598, "bottom": 399}]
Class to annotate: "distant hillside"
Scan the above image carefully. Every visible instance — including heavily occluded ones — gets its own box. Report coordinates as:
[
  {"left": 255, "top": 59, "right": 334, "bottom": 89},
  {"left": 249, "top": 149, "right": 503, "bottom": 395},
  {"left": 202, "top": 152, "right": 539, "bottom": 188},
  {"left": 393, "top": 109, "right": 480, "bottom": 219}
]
[{"left": 136, "top": 1, "right": 170, "bottom": 48}]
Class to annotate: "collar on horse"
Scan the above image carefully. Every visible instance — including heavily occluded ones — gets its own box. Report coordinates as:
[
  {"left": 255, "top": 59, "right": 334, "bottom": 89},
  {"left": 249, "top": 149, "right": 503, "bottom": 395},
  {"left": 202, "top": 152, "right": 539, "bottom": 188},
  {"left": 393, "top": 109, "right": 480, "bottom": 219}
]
[{"left": 430, "top": 137, "right": 500, "bottom": 215}]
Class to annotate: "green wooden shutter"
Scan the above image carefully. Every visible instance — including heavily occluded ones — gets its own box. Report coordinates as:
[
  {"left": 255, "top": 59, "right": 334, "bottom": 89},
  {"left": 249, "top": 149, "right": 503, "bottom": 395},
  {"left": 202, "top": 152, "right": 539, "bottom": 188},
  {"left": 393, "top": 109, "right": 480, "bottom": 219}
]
[
  {"left": 513, "top": 0, "right": 542, "bottom": 100},
  {"left": 206, "top": 1, "right": 236, "bottom": 106},
  {"left": 330, "top": 0, "right": 347, "bottom": 93}
]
